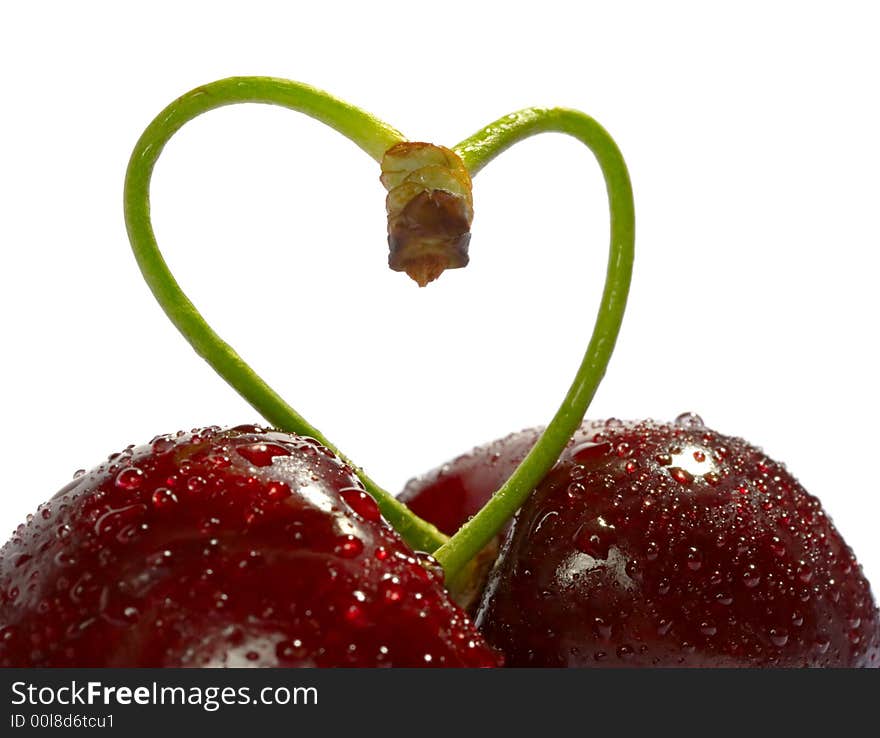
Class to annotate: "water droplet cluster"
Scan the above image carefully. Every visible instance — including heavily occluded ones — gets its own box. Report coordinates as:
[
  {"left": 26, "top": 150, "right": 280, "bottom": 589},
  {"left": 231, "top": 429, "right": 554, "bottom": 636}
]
[{"left": 0, "top": 426, "right": 498, "bottom": 667}]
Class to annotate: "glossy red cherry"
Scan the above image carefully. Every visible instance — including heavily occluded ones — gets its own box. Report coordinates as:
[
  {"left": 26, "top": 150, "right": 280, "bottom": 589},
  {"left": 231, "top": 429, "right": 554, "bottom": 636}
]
[
  {"left": 0, "top": 426, "right": 499, "bottom": 667},
  {"left": 404, "top": 417, "right": 880, "bottom": 667}
]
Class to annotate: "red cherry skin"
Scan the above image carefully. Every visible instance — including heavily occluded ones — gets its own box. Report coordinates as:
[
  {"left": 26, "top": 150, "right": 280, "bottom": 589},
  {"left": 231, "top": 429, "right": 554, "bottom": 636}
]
[
  {"left": 400, "top": 426, "right": 611, "bottom": 536},
  {"left": 0, "top": 426, "right": 499, "bottom": 667},
  {"left": 405, "top": 418, "right": 880, "bottom": 667},
  {"left": 400, "top": 428, "right": 545, "bottom": 536}
]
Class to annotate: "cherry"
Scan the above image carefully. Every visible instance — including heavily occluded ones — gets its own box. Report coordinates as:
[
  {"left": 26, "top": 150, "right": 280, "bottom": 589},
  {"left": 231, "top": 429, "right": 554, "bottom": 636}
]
[
  {"left": 0, "top": 426, "right": 499, "bottom": 667},
  {"left": 403, "top": 417, "right": 880, "bottom": 666}
]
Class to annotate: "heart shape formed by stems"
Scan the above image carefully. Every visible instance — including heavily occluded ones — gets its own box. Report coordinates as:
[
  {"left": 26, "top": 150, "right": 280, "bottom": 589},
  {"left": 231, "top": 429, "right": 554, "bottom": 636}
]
[{"left": 123, "top": 77, "right": 634, "bottom": 581}]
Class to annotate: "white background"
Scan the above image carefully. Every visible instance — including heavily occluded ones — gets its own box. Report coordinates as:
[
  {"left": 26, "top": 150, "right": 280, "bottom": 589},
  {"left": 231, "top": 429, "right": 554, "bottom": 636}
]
[{"left": 2, "top": 2, "right": 878, "bottom": 586}]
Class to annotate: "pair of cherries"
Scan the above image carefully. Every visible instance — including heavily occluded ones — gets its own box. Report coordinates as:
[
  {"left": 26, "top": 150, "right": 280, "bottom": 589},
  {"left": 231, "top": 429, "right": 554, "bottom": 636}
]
[
  {"left": 1, "top": 78, "right": 877, "bottom": 667},
  {"left": 1, "top": 417, "right": 876, "bottom": 667}
]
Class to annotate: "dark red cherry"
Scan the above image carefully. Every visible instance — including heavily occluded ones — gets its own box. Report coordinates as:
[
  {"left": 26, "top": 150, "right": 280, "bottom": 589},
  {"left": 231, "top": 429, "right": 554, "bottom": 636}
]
[
  {"left": 405, "top": 417, "right": 880, "bottom": 667},
  {"left": 0, "top": 426, "right": 499, "bottom": 667}
]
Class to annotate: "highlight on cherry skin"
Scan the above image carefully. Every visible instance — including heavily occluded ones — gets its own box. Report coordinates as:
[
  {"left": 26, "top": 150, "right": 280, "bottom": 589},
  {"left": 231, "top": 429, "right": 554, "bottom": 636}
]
[
  {"left": 0, "top": 426, "right": 499, "bottom": 667},
  {"left": 401, "top": 415, "right": 880, "bottom": 667}
]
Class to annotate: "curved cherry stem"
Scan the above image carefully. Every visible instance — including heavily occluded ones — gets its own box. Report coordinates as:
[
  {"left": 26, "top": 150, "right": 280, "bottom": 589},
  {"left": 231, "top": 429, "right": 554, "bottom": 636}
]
[
  {"left": 434, "top": 108, "right": 635, "bottom": 583},
  {"left": 124, "top": 80, "right": 634, "bottom": 582},
  {"left": 123, "top": 77, "right": 447, "bottom": 553}
]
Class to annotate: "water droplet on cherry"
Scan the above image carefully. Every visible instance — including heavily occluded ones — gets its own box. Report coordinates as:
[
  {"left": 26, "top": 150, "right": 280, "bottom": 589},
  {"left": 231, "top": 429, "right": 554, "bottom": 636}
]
[
  {"left": 670, "top": 467, "right": 694, "bottom": 485},
  {"left": 151, "top": 488, "right": 178, "bottom": 510},
  {"left": 769, "top": 628, "right": 789, "bottom": 647},
  {"left": 340, "top": 488, "right": 381, "bottom": 522},
  {"left": 675, "top": 412, "right": 705, "bottom": 428},
  {"left": 686, "top": 547, "right": 703, "bottom": 571},
  {"left": 237, "top": 443, "right": 292, "bottom": 467},
  {"left": 742, "top": 564, "right": 761, "bottom": 588},
  {"left": 334, "top": 535, "right": 364, "bottom": 559},
  {"left": 571, "top": 441, "right": 613, "bottom": 466},
  {"left": 115, "top": 468, "right": 144, "bottom": 490}
]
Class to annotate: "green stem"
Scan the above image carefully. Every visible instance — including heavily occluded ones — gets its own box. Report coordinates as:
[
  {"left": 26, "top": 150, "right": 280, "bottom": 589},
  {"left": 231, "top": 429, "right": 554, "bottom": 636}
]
[
  {"left": 434, "top": 107, "right": 635, "bottom": 582},
  {"left": 123, "top": 76, "right": 446, "bottom": 553}
]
